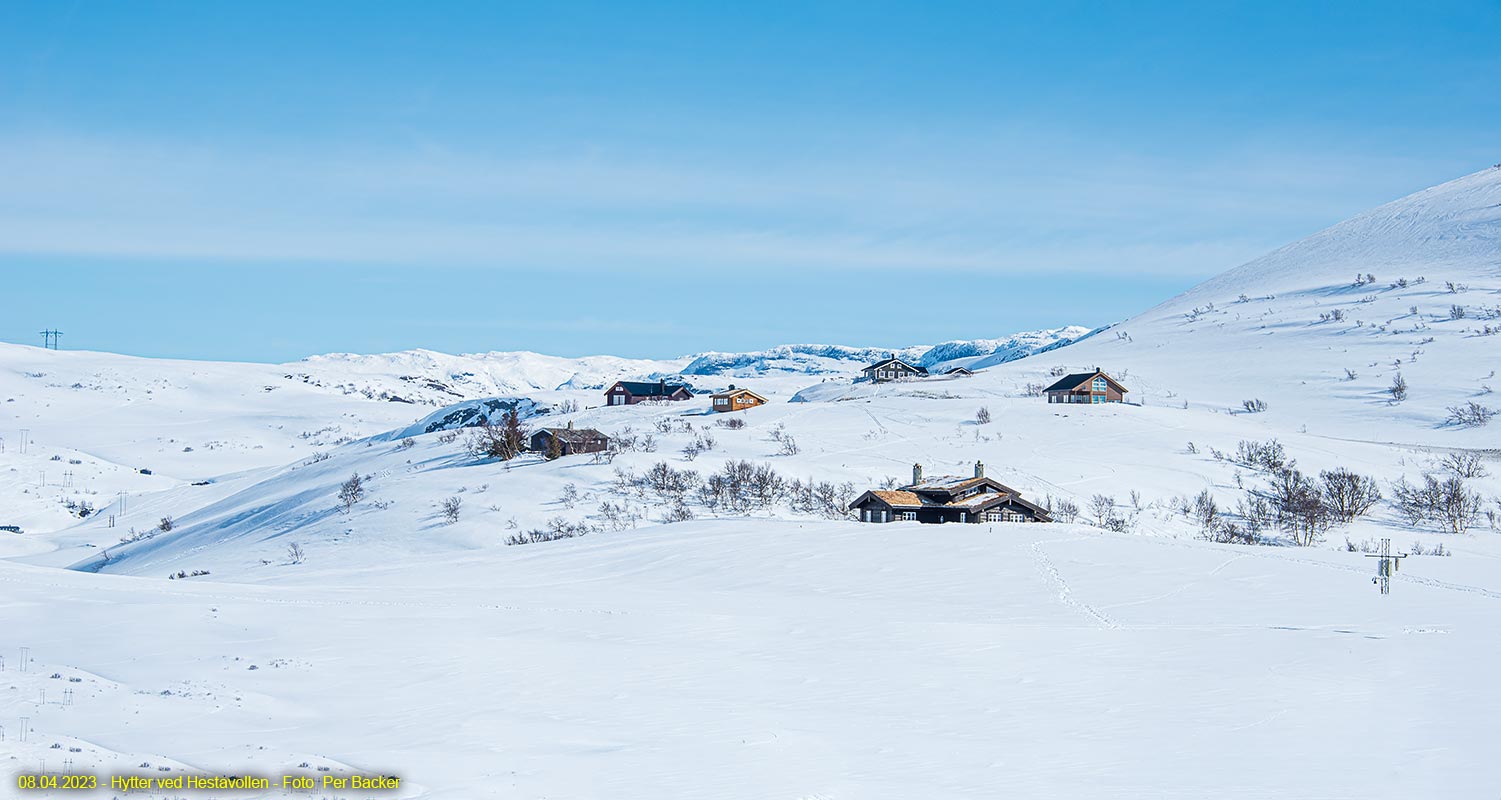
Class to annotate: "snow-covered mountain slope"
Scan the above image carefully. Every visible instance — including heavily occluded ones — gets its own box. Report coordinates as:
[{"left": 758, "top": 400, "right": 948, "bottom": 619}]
[
  {"left": 681, "top": 328, "right": 1087, "bottom": 377},
  {"left": 917, "top": 325, "right": 1094, "bottom": 370},
  {"left": 681, "top": 343, "right": 928, "bottom": 376},
  {"left": 989, "top": 165, "right": 1501, "bottom": 446},
  {"left": 299, "top": 348, "right": 679, "bottom": 395}
]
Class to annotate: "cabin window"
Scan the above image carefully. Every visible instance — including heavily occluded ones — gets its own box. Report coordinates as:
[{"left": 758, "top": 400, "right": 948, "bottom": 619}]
[
  {"left": 900, "top": 511, "right": 916, "bottom": 521},
  {"left": 1093, "top": 378, "right": 1107, "bottom": 392},
  {"left": 984, "top": 510, "right": 1002, "bottom": 522}
]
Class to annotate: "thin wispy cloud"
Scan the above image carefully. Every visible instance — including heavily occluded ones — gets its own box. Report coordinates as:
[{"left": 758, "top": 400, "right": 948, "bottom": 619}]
[{"left": 0, "top": 133, "right": 1460, "bottom": 279}]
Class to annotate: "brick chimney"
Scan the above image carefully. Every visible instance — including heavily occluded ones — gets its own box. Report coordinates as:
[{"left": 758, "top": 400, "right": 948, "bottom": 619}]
[
  {"left": 974, "top": 460, "right": 985, "bottom": 479},
  {"left": 912, "top": 463, "right": 923, "bottom": 485}
]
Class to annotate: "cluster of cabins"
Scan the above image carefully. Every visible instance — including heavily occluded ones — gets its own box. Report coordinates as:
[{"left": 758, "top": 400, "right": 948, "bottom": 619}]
[
  {"left": 602, "top": 360, "right": 1128, "bottom": 409},
  {"left": 860, "top": 356, "right": 1128, "bottom": 405},
  {"left": 538, "top": 360, "right": 1125, "bottom": 524},
  {"left": 604, "top": 379, "right": 767, "bottom": 413},
  {"left": 528, "top": 382, "right": 770, "bottom": 458}
]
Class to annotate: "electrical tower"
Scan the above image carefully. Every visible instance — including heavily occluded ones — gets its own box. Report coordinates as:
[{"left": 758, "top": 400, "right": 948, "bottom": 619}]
[{"left": 39, "top": 329, "right": 63, "bottom": 350}]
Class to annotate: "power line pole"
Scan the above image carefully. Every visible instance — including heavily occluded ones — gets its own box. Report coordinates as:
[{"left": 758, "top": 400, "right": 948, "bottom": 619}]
[{"left": 39, "top": 329, "right": 63, "bottom": 349}]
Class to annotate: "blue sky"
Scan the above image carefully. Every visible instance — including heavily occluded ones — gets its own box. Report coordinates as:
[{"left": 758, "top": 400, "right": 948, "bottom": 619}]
[{"left": 2, "top": 1, "right": 1498, "bottom": 362}]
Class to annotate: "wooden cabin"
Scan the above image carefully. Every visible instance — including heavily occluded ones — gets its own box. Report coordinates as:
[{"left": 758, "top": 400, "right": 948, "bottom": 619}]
[
  {"left": 849, "top": 462, "right": 1052, "bottom": 524},
  {"left": 529, "top": 423, "right": 611, "bottom": 457},
  {"left": 605, "top": 379, "right": 693, "bottom": 406},
  {"left": 861, "top": 356, "right": 928, "bottom": 383},
  {"left": 710, "top": 386, "right": 768, "bottom": 413},
  {"left": 1044, "top": 369, "right": 1128, "bottom": 405},
  {"left": 944, "top": 366, "right": 975, "bottom": 377}
]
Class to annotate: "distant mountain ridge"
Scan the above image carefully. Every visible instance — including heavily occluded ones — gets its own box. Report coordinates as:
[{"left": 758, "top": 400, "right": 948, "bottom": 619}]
[{"left": 680, "top": 327, "right": 1089, "bottom": 377}]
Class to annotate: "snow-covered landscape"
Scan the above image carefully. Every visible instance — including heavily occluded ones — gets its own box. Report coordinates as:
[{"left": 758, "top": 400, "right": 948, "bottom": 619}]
[{"left": 3, "top": 166, "right": 1500, "bottom": 797}]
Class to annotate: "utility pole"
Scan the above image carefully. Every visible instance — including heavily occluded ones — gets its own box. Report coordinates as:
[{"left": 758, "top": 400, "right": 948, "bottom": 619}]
[
  {"left": 1366, "top": 538, "right": 1407, "bottom": 595},
  {"left": 39, "top": 329, "right": 63, "bottom": 350}
]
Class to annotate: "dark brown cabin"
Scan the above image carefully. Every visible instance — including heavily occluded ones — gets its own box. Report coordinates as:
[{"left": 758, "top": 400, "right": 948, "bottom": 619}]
[
  {"left": 529, "top": 423, "right": 611, "bottom": 456},
  {"left": 1044, "top": 369, "right": 1128, "bottom": 405},
  {"left": 605, "top": 379, "right": 693, "bottom": 406},
  {"left": 861, "top": 356, "right": 928, "bottom": 383},
  {"left": 849, "top": 462, "right": 1052, "bottom": 524},
  {"left": 710, "top": 386, "right": 768, "bottom": 413}
]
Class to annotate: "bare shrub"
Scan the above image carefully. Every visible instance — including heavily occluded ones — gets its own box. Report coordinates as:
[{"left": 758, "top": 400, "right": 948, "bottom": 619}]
[
  {"left": 1241, "top": 398, "right": 1268, "bottom": 413},
  {"left": 1391, "top": 473, "right": 1484, "bottom": 534},
  {"left": 1264, "top": 468, "right": 1329, "bottom": 546},
  {"left": 440, "top": 496, "right": 463, "bottom": 524},
  {"left": 287, "top": 542, "right": 306, "bottom": 564},
  {"left": 1445, "top": 401, "right": 1496, "bottom": 428},
  {"left": 338, "top": 472, "right": 365, "bottom": 512},
  {"left": 1233, "top": 439, "right": 1288, "bottom": 473},
  {"left": 1052, "top": 498, "right": 1079, "bottom": 523},
  {"left": 645, "top": 462, "right": 701, "bottom": 501},
  {"left": 508, "top": 516, "right": 596, "bottom": 545},
  {"left": 682, "top": 431, "right": 716, "bottom": 461},
  {"left": 158, "top": 515, "right": 174, "bottom": 533},
  {"left": 975, "top": 406, "right": 992, "bottom": 425},
  {"left": 789, "top": 478, "right": 858, "bottom": 519},
  {"left": 716, "top": 416, "right": 746, "bottom": 430},
  {"left": 662, "top": 501, "right": 695, "bottom": 523},
  {"left": 1318, "top": 468, "right": 1381, "bottom": 523},
  {"left": 597, "top": 500, "right": 642, "bottom": 531},
  {"left": 1441, "top": 452, "right": 1489, "bottom": 479},
  {"left": 1089, "top": 494, "right": 1115, "bottom": 526},
  {"left": 1388, "top": 373, "right": 1407, "bottom": 402},
  {"left": 1201, "top": 519, "right": 1262, "bottom": 545},
  {"left": 1190, "top": 490, "right": 1219, "bottom": 530}
]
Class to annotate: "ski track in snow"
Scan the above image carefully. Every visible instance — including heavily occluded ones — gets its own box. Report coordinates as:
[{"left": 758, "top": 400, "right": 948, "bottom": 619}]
[{"left": 1029, "top": 536, "right": 1120, "bottom": 630}]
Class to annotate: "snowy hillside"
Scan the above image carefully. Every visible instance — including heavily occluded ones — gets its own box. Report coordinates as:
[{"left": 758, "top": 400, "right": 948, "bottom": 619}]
[
  {"left": 0, "top": 327, "right": 1084, "bottom": 536},
  {"left": 4, "top": 167, "right": 1501, "bottom": 799},
  {"left": 989, "top": 165, "right": 1501, "bottom": 446}
]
